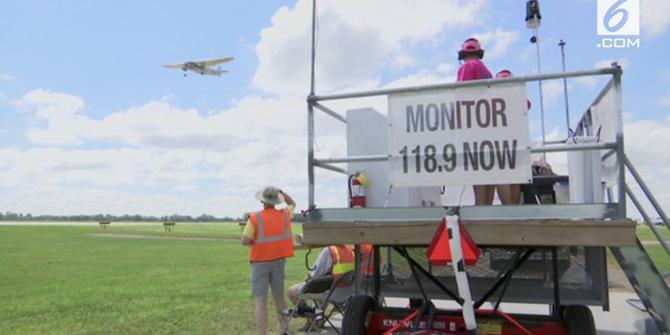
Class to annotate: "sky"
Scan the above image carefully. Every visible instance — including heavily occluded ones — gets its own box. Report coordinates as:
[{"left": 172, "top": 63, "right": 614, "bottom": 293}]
[{"left": 1, "top": 0, "right": 669, "bottom": 218}]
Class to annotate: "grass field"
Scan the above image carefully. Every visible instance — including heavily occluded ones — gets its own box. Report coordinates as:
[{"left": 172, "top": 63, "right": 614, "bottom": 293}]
[
  {"left": 1, "top": 223, "right": 668, "bottom": 335},
  {"left": 636, "top": 225, "right": 670, "bottom": 274},
  {"left": 636, "top": 224, "right": 670, "bottom": 242},
  {"left": 0, "top": 223, "right": 311, "bottom": 335}
]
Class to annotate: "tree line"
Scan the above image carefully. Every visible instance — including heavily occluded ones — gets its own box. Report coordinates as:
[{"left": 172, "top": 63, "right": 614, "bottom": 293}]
[{"left": 0, "top": 212, "right": 242, "bottom": 222}]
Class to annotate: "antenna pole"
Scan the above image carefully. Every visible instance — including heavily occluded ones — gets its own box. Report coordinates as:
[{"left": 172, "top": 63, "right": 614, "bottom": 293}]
[
  {"left": 309, "top": 0, "right": 316, "bottom": 95},
  {"left": 307, "top": 0, "right": 317, "bottom": 208},
  {"left": 559, "top": 39, "right": 571, "bottom": 134},
  {"left": 534, "top": 27, "right": 546, "bottom": 160}
]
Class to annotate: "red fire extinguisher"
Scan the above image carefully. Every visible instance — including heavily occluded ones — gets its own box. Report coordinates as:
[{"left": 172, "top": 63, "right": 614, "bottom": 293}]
[{"left": 348, "top": 172, "right": 368, "bottom": 208}]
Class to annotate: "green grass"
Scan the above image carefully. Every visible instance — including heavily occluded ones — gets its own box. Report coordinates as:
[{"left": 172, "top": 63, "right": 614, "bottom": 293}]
[
  {"left": 2, "top": 223, "right": 668, "bottom": 334},
  {"left": 643, "top": 244, "right": 670, "bottom": 274},
  {"left": 0, "top": 224, "right": 311, "bottom": 335},
  {"left": 635, "top": 224, "right": 670, "bottom": 242},
  {"left": 634, "top": 225, "right": 670, "bottom": 274}
]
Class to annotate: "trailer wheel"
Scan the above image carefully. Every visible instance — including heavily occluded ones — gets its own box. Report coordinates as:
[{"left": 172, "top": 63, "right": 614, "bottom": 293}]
[
  {"left": 563, "top": 305, "right": 596, "bottom": 335},
  {"left": 342, "top": 295, "right": 376, "bottom": 335}
]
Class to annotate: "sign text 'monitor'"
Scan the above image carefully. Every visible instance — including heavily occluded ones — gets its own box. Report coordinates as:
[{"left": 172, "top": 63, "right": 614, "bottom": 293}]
[{"left": 406, "top": 98, "right": 508, "bottom": 133}]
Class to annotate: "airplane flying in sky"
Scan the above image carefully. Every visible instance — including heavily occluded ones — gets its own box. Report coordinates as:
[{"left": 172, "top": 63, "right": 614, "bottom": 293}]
[{"left": 162, "top": 56, "right": 234, "bottom": 76}]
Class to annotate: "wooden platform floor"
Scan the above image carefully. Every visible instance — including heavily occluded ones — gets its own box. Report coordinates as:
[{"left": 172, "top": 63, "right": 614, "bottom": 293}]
[{"left": 303, "top": 218, "right": 636, "bottom": 247}]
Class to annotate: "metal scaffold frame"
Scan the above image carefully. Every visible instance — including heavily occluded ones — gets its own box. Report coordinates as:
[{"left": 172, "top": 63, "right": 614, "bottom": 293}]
[
  {"left": 303, "top": 1, "right": 669, "bottom": 333},
  {"left": 306, "top": 66, "right": 627, "bottom": 217}
]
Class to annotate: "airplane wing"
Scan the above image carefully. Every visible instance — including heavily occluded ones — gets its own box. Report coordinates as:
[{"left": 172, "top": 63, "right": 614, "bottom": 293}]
[
  {"left": 199, "top": 56, "right": 234, "bottom": 66},
  {"left": 162, "top": 63, "right": 186, "bottom": 69},
  {"left": 201, "top": 68, "right": 228, "bottom": 76}
]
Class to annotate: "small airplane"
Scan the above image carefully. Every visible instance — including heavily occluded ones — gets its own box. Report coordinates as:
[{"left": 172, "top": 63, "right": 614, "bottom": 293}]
[{"left": 162, "top": 56, "right": 234, "bottom": 77}]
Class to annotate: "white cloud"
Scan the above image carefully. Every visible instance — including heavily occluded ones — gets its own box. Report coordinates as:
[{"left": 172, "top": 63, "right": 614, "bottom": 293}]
[
  {"left": 541, "top": 80, "right": 570, "bottom": 106},
  {"left": 658, "top": 90, "right": 670, "bottom": 107},
  {"left": 0, "top": 73, "right": 14, "bottom": 81},
  {"left": 472, "top": 27, "right": 520, "bottom": 59},
  {"left": 17, "top": 89, "right": 311, "bottom": 148},
  {"left": 4, "top": 88, "right": 351, "bottom": 216},
  {"left": 6, "top": 90, "right": 670, "bottom": 218},
  {"left": 14, "top": 89, "right": 87, "bottom": 145},
  {"left": 18, "top": 89, "right": 85, "bottom": 120},
  {"left": 252, "top": 0, "right": 487, "bottom": 95},
  {"left": 384, "top": 70, "right": 453, "bottom": 89},
  {"left": 388, "top": 51, "right": 416, "bottom": 70},
  {"left": 436, "top": 63, "right": 457, "bottom": 75},
  {"left": 624, "top": 116, "right": 670, "bottom": 216},
  {"left": 574, "top": 76, "right": 599, "bottom": 89},
  {"left": 641, "top": 0, "right": 670, "bottom": 38}
]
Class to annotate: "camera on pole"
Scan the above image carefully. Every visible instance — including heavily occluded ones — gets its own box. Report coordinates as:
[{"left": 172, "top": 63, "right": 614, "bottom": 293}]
[{"left": 526, "top": 0, "right": 542, "bottom": 43}]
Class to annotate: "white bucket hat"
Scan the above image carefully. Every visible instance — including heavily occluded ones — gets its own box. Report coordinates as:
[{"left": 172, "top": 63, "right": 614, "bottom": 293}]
[{"left": 255, "top": 186, "right": 284, "bottom": 205}]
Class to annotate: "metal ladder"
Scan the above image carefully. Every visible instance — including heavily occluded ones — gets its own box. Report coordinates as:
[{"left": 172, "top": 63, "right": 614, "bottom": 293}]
[{"left": 610, "top": 155, "right": 670, "bottom": 335}]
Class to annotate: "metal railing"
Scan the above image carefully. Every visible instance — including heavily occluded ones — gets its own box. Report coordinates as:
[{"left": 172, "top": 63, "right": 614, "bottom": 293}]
[
  {"left": 624, "top": 156, "right": 670, "bottom": 277},
  {"left": 306, "top": 65, "right": 626, "bottom": 217}
]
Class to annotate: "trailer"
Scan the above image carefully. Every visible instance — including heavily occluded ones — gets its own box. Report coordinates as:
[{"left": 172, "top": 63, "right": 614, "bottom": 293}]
[
  {"left": 300, "top": 3, "right": 670, "bottom": 334},
  {"left": 300, "top": 63, "right": 670, "bottom": 334}
]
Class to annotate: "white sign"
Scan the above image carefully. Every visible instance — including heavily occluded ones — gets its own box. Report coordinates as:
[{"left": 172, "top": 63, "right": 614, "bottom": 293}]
[{"left": 388, "top": 83, "right": 532, "bottom": 187}]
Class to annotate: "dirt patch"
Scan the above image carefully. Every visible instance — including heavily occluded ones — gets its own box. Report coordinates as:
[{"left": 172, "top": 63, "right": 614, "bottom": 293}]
[
  {"left": 607, "top": 258, "right": 635, "bottom": 292},
  {"left": 89, "top": 233, "right": 238, "bottom": 241}
]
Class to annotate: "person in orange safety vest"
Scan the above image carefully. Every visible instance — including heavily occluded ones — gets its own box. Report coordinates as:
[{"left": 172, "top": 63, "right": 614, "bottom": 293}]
[
  {"left": 288, "top": 244, "right": 355, "bottom": 313},
  {"left": 329, "top": 244, "right": 355, "bottom": 287},
  {"left": 360, "top": 243, "right": 375, "bottom": 275},
  {"left": 242, "top": 186, "right": 296, "bottom": 335}
]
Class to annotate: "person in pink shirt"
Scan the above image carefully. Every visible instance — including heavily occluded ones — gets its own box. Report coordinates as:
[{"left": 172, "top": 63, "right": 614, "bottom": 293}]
[
  {"left": 496, "top": 69, "right": 532, "bottom": 110},
  {"left": 457, "top": 38, "right": 492, "bottom": 82},
  {"left": 456, "top": 38, "right": 495, "bottom": 205},
  {"left": 495, "top": 69, "right": 536, "bottom": 204},
  {"left": 490, "top": 69, "right": 526, "bottom": 205}
]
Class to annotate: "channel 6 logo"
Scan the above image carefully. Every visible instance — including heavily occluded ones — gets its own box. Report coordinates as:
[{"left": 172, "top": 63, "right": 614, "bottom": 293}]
[{"left": 597, "top": 0, "right": 639, "bottom": 36}]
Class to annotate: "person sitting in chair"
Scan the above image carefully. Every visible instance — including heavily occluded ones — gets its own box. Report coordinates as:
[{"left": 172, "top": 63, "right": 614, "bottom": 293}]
[{"left": 288, "top": 244, "right": 355, "bottom": 313}]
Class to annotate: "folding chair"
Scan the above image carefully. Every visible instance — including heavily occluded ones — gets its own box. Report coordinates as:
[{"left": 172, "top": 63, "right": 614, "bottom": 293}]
[{"left": 285, "top": 271, "right": 355, "bottom": 334}]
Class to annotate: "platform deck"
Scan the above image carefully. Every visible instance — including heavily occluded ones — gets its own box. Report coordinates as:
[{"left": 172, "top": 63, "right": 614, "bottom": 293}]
[{"left": 301, "top": 205, "right": 637, "bottom": 247}]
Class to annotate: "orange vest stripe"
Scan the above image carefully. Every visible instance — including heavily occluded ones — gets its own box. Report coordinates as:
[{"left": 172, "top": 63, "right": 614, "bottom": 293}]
[
  {"left": 329, "top": 245, "right": 354, "bottom": 286},
  {"left": 249, "top": 208, "right": 294, "bottom": 262},
  {"left": 255, "top": 210, "right": 292, "bottom": 243}
]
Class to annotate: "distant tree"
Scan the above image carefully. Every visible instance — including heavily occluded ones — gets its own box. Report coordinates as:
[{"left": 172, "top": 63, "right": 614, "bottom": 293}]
[{"left": 0, "top": 211, "right": 242, "bottom": 222}]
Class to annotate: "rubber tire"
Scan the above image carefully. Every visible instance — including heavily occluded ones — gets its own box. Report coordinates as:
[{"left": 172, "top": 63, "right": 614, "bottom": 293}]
[
  {"left": 563, "top": 305, "right": 596, "bottom": 335},
  {"left": 342, "top": 295, "right": 376, "bottom": 335}
]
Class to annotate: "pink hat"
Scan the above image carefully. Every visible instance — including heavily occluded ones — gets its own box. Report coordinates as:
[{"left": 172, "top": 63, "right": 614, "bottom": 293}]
[
  {"left": 458, "top": 38, "right": 484, "bottom": 60},
  {"left": 462, "top": 38, "right": 482, "bottom": 52},
  {"left": 496, "top": 69, "right": 512, "bottom": 78}
]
